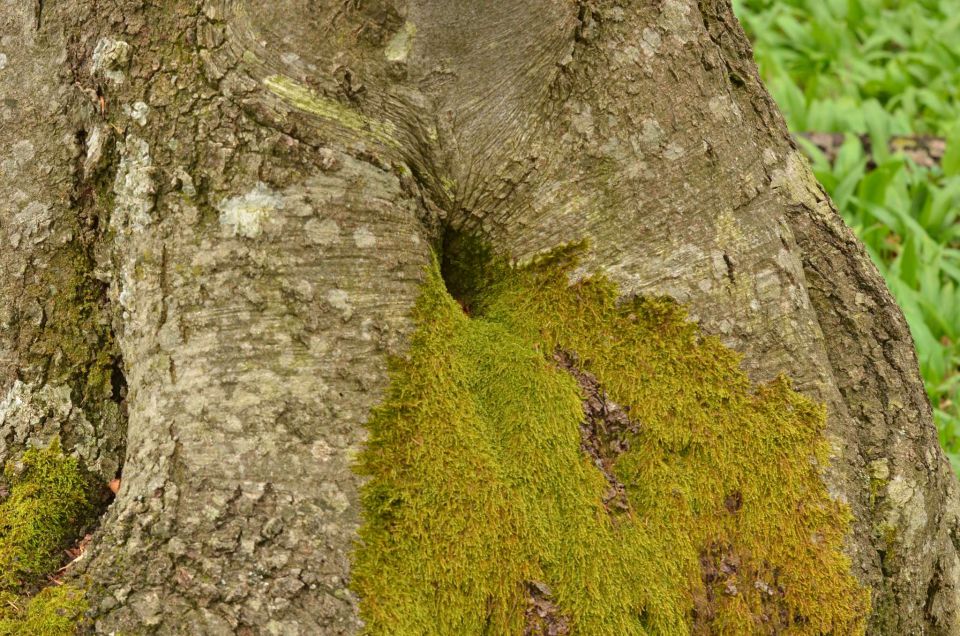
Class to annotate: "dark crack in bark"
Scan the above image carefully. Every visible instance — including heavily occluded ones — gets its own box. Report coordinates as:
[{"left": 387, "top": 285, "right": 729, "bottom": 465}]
[
  {"left": 693, "top": 541, "right": 793, "bottom": 635},
  {"left": 523, "top": 581, "right": 571, "bottom": 636},
  {"left": 553, "top": 349, "right": 641, "bottom": 515}
]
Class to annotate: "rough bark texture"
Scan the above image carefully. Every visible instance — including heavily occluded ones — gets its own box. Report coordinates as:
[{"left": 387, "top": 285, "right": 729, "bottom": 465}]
[{"left": 0, "top": 0, "right": 957, "bottom": 634}]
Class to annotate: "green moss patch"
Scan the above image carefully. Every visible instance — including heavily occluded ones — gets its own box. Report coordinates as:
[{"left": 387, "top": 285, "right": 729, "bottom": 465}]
[
  {"left": 1, "top": 441, "right": 95, "bottom": 591},
  {"left": 0, "top": 441, "right": 94, "bottom": 634},
  {"left": 0, "top": 586, "right": 87, "bottom": 636},
  {"left": 352, "top": 242, "right": 869, "bottom": 634}
]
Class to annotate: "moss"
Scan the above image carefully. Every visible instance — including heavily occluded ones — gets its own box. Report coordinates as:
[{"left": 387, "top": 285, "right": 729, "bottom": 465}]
[
  {"left": 25, "top": 244, "right": 119, "bottom": 410},
  {"left": 0, "top": 586, "right": 87, "bottom": 636},
  {"left": 0, "top": 442, "right": 94, "bottom": 635},
  {"left": 439, "top": 176, "right": 458, "bottom": 201},
  {"left": 878, "top": 523, "right": 898, "bottom": 573},
  {"left": 351, "top": 241, "right": 870, "bottom": 634},
  {"left": 0, "top": 440, "right": 95, "bottom": 591}
]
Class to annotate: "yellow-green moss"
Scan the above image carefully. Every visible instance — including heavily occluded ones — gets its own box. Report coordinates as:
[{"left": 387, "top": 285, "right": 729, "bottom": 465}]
[
  {"left": 0, "top": 442, "right": 93, "bottom": 635},
  {"left": 25, "top": 245, "right": 120, "bottom": 409},
  {"left": 0, "top": 441, "right": 95, "bottom": 592},
  {"left": 351, "top": 243, "right": 869, "bottom": 634},
  {"left": 0, "top": 585, "right": 87, "bottom": 636}
]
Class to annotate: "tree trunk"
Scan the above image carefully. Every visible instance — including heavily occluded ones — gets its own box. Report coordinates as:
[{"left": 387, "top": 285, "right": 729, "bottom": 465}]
[{"left": 1, "top": 1, "right": 957, "bottom": 633}]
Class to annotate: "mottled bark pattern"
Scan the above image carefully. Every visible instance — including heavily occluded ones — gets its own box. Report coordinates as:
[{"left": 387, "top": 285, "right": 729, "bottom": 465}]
[
  {"left": 0, "top": 1, "right": 124, "bottom": 490},
  {"left": 0, "top": 0, "right": 957, "bottom": 634}
]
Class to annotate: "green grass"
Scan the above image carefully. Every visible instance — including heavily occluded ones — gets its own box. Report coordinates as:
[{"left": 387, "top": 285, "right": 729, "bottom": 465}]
[{"left": 734, "top": 0, "right": 960, "bottom": 471}]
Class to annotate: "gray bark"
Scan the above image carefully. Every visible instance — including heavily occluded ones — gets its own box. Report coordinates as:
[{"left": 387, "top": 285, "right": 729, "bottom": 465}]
[{"left": 0, "top": 0, "right": 957, "bottom": 633}]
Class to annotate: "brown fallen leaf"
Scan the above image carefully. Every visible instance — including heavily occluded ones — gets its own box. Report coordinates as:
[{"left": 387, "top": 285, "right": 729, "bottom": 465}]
[{"left": 58, "top": 533, "right": 94, "bottom": 573}]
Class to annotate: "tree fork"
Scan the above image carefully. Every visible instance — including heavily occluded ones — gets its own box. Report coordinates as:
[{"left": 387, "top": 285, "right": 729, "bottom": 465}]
[{"left": 0, "top": 0, "right": 958, "bottom": 633}]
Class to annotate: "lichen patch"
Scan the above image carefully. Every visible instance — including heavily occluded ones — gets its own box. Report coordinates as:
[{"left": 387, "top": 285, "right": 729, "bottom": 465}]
[
  {"left": 10, "top": 201, "right": 52, "bottom": 247},
  {"left": 83, "top": 126, "right": 107, "bottom": 177},
  {"left": 384, "top": 21, "right": 416, "bottom": 63},
  {"left": 708, "top": 95, "right": 743, "bottom": 124},
  {"left": 217, "top": 181, "right": 284, "bottom": 239},
  {"left": 123, "top": 101, "right": 149, "bottom": 127},
  {"left": 326, "top": 288, "right": 353, "bottom": 321},
  {"left": 1, "top": 140, "right": 36, "bottom": 176},
  {"left": 770, "top": 151, "right": 822, "bottom": 210},
  {"left": 353, "top": 226, "right": 377, "bottom": 248},
  {"left": 886, "top": 476, "right": 927, "bottom": 545},
  {"left": 113, "top": 136, "right": 156, "bottom": 232},
  {"left": 91, "top": 38, "right": 131, "bottom": 84},
  {"left": 0, "top": 381, "right": 108, "bottom": 482},
  {"left": 658, "top": 0, "right": 693, "bottom": 43},
  {"left": 11, "top": 140, "right": 34, "bottom": 165},
  {"left": 263, "top": 75, "right": 399, "bottom": 147},
  {"left": 305, "top": 218, "right": 341, "bottom": 246},
  {"left": 640, "top": 118, "right": 664, "bottom": 147},
  {"left": 663, "top": 141, "right": 686, "bottom": 161}
]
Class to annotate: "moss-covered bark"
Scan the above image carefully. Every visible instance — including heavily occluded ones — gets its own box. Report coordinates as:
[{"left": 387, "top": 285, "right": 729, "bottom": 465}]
[
  {"left": 354, "top": 247, "right": 868, "bottom": 634},
  {"left": 0, "top": 0, "right": 957, "bottom": 632}
]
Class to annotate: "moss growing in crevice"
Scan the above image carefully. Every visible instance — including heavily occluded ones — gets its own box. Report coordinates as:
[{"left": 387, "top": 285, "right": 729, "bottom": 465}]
[
  {"left": 438, "top": 229, "right": 507, "bottom": 316},
  {"left": 26, "top": 244, "right": 122, "bottom": 407},
  {"left": 352, "top": 241, "right": 870, "bottom": 634},
  {"left": 0, "top": 441, "right": 96, "bottom": 634}
]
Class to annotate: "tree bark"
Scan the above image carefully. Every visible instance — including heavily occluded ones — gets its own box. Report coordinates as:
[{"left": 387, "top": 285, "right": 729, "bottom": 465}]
[{"left": 0, "top": 0, "right": 957, "bottom": 634}]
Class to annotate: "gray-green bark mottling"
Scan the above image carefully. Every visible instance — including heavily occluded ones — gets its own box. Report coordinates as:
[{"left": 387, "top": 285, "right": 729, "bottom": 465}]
[{"left": 0, "top": 0, "right": 958, "bottom": 633}]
